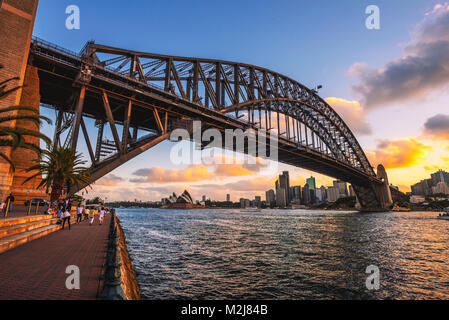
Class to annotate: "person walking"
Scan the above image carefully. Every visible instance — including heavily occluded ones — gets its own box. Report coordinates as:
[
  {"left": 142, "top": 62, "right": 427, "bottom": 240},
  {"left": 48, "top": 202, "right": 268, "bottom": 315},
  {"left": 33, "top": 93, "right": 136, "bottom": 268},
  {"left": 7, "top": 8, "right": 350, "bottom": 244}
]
[
  {"left": 76, "top": 204, "right": 83, "bottom": 224},
  {"left": 61, "top": 209, "right": 71, "bottom": 230},
  {"left": 88, "top": 208, "right": 95, "bottom": 226},
  {"left": 99, "top": 207, "right": 105, "bottom": 225}
]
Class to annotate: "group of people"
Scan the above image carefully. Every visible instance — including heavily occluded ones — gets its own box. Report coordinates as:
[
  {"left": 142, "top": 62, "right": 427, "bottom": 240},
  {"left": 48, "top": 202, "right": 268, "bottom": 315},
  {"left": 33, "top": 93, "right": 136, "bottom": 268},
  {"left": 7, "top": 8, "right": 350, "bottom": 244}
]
[{"left": 45, "top": 198, "right": 109, "bottom": 230}]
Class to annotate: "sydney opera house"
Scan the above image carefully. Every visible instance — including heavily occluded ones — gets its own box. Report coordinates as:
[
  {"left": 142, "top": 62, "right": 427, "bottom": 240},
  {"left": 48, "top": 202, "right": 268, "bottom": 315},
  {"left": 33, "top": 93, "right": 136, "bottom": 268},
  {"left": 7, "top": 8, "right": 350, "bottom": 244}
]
[{"left": 162, "top": 190, "right": 205, "bottom": 209}]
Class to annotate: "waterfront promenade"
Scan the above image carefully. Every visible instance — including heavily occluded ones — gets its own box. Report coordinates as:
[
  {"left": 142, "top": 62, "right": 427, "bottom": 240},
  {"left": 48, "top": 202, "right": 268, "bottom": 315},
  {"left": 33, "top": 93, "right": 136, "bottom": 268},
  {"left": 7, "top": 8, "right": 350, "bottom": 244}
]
[{"left": 0, "top": 214, "right": 110, "bottom": 300}]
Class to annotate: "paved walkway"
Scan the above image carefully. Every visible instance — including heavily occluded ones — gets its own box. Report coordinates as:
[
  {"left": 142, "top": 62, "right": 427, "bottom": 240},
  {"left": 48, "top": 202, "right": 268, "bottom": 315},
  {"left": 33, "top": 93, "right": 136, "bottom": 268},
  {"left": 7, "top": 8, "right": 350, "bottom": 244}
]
[{"left": 0, "top": 214, "right": 110, "bottom": 300}]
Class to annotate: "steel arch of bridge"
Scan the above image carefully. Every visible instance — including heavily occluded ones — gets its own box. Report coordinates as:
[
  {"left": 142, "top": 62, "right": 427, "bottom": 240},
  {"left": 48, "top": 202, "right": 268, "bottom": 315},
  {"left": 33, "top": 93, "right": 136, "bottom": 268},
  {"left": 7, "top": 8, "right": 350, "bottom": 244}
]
[
  {"left": 28, "top": 37, "right": 390, "bottom": 211},
  {"left": 84, "top": 43, "right": 374, "bottom": 176}
]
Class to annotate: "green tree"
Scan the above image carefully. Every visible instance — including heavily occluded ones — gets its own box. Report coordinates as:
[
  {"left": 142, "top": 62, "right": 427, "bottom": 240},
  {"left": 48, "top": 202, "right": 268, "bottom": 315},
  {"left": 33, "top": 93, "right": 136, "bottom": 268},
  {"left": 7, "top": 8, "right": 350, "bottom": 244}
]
[
  {"left": 0, "top": 64, "right": 51, "bottom": 170},
  {"left": 24, "top": 146, "right": 92, "bottom": 203}
]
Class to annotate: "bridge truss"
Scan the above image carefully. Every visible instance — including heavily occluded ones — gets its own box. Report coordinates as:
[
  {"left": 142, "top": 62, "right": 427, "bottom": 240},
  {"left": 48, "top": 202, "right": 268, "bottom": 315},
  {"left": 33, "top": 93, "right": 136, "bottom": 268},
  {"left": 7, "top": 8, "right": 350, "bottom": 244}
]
[{"left": 28, "top": 37, "right": 391, "bottom": 211}]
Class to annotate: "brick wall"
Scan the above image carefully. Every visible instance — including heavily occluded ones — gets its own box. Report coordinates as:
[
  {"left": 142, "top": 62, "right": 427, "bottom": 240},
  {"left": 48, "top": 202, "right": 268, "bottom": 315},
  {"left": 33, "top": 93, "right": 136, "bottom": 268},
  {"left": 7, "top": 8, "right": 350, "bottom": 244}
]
[{"left": 0, "top": 0, "right": 39, "bottom": 201}]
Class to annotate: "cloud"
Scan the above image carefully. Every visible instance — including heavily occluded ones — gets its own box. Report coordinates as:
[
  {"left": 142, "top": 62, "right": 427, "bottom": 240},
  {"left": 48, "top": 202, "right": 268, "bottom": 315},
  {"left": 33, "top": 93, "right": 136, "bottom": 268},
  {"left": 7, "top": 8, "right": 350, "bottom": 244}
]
[
  {"left": 192, "top": 177, "right": 274, "bottom": 192},
  {"left": 423, "top": 114, "right": 449, "bottom": 139},
  {"left": 325, "top": 97, "right": 372, "bottom": 135},
  {"left": 95, "top": 174, "right": 123, "bottom": 186},
  {"left": 130, "top": 165, "right": 212, "bottom": 183},
  {"left": 366, "top": 138, "right": 433, "bottom": 169},
  {"left": 130, "top": 158, "right": 268, "bottom": 184},
  {"left": 349, "top": 3, "right": 449, "bottom": 109}
]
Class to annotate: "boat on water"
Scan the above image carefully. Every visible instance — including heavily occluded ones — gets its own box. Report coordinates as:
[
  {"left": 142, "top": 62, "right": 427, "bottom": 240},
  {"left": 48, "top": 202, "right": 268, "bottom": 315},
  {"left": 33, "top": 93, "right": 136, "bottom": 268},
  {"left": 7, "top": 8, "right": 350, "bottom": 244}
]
[
  {"left": 240, "top": 207, "right": 261, "bottom": 213},
  {"left": 437, "top": 208, "right": 449, "bottom": 220},
  {"left": 391, "top": 205, "right": 411, "bottom": 212}
]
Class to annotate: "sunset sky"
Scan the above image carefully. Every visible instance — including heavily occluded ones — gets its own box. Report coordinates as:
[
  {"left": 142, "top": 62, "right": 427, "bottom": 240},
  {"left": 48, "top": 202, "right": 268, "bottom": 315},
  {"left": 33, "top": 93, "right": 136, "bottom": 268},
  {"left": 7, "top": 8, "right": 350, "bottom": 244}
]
[{"left": 33, "top": 0, "right": 449, "bottom": 202}]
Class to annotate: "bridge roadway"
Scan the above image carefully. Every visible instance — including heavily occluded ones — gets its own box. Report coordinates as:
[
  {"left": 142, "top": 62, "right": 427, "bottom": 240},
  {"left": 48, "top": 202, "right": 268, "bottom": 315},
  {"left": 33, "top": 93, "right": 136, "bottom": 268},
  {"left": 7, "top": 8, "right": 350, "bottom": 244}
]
[{"left": 27, "top": 38, "right": 389, "bottom": 211}]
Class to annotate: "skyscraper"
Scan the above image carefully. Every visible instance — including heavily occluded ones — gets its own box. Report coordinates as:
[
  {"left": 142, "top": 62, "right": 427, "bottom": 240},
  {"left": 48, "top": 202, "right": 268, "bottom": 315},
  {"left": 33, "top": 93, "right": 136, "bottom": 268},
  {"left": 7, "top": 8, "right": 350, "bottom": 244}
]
[
  {"left": 226, "top": 194, "right": 230, "bottom": 202},
  {"left": 302, "top": 183, "right": 311, "bottom": 205},
  {"left": 333, "top": 180, "right": 348, "bottom": 197},
  {"left": 306, "top": 176, "right": 316, "bottom": 190},
  {"left": 276, "top": 186, "right": 287, "bottom": 207},
  {"left": 431, "top": 169, "right": 449, "bottom": 185},
  {"left": 266, "top": 189, "right": 276, "bottom": 206},
  {"left": 278, "top": 171, "right": 290, "bottom": 204}
]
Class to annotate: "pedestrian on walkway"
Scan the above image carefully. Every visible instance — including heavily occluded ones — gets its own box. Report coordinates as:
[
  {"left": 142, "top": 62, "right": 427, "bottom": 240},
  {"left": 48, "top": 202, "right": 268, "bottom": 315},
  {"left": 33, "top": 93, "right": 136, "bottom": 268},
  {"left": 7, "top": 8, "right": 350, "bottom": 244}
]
[
  {"left": 62, "top": 209, "right": 71, "bottom": 230},
  {"left": 67, "top": 198, "right": 73, "bottom": 212},
  {"left": 88, "top": 208, "right": 95, "bottom": 226},
  {"left": 99, "top": 207, "right": 105, "bottom": 225},
  {"left": 76, "top": 204, "right": 83, "bottom": 224}
]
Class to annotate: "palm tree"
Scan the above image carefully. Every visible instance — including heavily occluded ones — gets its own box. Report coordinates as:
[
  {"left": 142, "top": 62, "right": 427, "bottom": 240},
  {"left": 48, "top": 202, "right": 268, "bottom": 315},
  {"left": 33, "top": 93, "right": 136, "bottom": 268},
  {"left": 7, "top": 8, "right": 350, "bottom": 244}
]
[
  {"left": 0, "top": 64, "right": 51, "bottom": 170},
  {"left": 24, "top": 146, "right": 92, "bottom": 203}
]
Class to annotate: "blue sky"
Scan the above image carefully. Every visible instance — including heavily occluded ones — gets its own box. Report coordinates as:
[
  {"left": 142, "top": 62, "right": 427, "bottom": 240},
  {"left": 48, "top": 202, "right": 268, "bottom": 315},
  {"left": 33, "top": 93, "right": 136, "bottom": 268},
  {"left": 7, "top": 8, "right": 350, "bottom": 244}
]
[{"left": 33, "top": 1, "right": 449, "bottom": 201}]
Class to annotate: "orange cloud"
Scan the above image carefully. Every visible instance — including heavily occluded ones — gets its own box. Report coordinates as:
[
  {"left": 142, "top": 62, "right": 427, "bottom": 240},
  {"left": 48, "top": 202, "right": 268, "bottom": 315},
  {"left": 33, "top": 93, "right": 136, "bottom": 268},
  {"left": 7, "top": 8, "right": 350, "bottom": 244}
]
[
  {"left": 325, "top": 97, "right": 372, "bottom": 135},
  {"left": 131, "top": 165, "right": 213, "bottom": 183},
  {"left": 130, "top": 158, "right": 268, "bottom": 184},
  {"left": 95, "top": 174, "right": 123, "bottom": 186},
  {"left": 367, "top": 138, "right": 433, "bottom": 170}
]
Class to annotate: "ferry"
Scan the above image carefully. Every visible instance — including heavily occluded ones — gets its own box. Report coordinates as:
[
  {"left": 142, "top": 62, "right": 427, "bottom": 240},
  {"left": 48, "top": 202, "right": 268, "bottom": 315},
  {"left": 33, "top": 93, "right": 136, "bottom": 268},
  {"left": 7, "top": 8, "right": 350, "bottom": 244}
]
[{"left": 391, "top": 205, "right": 411, "bottom": 212}]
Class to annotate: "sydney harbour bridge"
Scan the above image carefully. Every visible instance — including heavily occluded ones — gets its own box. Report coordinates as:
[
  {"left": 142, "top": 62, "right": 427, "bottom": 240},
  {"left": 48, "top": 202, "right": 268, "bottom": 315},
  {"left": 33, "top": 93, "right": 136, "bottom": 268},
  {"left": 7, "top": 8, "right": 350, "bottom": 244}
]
[{"left": 24, "top": 37, "right": 393, "bottom": 211}]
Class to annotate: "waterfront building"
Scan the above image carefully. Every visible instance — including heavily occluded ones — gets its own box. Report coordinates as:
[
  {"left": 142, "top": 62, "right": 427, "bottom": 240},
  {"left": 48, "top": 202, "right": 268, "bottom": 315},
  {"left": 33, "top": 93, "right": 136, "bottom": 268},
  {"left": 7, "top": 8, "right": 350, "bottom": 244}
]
[
  {"left": 302, "top": 183, "right": 311, "bottom": 205},
  {"left": 327, "top": 186, "right": 340, "bottom": 202},
  {"left": 315, "top": 188, "right": 323, "bottom": 203},
  {"left": 333, "top": 180, "right": 348, "bottom": 198},
  {"left": 226, "top": 194, "right": 230, "bottom": 202},
  {"left": 266, "top": 189, "right": 276, "bottom": 206},
  {"left": 432, "top": 182, "right": 449, "bottom": 195},
  {"left": 278, "top": 171, "right": 291, "bottom": 204},
  {"left": 291, "top": 186, "right": 301, "bottom": 203},
  {"left": 306, "top": 176, "right": 316, "bottom": 190},
  {"left": 410, "top": 195, "right": 426, "bottom": 204},
  {"left": 320, "top": 186, "right": 327, "bottom": 202},
  {"left": 276, "top": 187, "right": 287, "bottom": 207},
  {"left": 254, "top": 196, "right": 262, "bottom": 208},
  {"left": 431, "top": 169, "right": 449, "bottom": 185}
]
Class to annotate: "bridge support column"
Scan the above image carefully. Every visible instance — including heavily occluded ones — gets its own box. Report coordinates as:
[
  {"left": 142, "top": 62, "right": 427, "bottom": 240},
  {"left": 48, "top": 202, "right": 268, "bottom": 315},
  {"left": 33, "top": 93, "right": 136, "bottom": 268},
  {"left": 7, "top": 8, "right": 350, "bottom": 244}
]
[
  {"left": 352, "top": 165, "right": 392, "bottom": 212},
  {"left": 0, "top": 0, "right": 39, "bottom": 201}
]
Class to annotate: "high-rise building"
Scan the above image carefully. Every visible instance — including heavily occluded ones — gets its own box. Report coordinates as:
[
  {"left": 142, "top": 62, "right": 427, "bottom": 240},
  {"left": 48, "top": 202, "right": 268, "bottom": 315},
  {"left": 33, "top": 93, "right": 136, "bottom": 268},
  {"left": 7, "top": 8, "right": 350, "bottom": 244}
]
[
  {"left": 276, "top": 187, "right": 287, "bottom": 207},
  {"left": 431, "top": 169, "right": 449, "bottom": 185},
  {"left": 315, "top": 188, "right": 323, "bottom": 203},
  {"left": 411, "top": 178, "right": 433, "bottom": 195},
  {"left": 266, "top": 189, "right": 276, "bottom": 206},
  {"left": 327, "top": 186, "right": 340, "bottom": 202},
  {"left": 320, "top": 186, "right": 327, "bottom": 202},
  {"left": 333, "top": 180, "right": 348, "bottom": 197},
  {"left": 254, "top": 196, "right": 262, "bottom": 208},
  {"left": 202, "top": 195, "right": 206, "bottom": 202},
  {"left": 226, "top": 194, "right": 230, "bottom": 202},
  {"left": 278, "top": 171, "right": 291, "bottom": 204},
  {"left": 302, "top": 183, "right": 311, "bottom": 205},
  {"left": 306, "top": 176, "right": 316, "bottom": 190},
  {"left": 432, "top": 182, "right": 449, "bottom": 195},
  {"left": 291, "top": 186, "right": 301, "bottom": 203}
]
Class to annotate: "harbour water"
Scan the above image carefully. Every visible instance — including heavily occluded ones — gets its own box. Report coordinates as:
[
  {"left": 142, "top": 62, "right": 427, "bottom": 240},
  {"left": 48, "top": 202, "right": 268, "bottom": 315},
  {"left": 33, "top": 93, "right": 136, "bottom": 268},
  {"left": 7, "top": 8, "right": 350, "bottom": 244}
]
[{"left": 116, "top": 208, "right": 449, "bottom": 299}]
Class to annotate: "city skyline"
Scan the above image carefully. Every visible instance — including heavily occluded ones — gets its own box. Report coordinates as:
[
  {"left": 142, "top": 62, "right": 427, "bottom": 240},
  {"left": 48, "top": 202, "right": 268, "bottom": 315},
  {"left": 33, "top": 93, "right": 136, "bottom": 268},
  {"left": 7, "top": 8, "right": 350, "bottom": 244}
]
[{"left": 32, "top": 1, "right": 449, "bottom": 202}]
